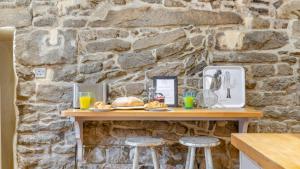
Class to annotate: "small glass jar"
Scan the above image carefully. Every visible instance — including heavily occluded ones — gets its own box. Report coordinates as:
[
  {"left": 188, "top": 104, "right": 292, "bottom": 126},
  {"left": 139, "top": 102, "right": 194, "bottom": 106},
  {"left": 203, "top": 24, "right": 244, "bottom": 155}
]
[
  {"left": 154, "top": 93, "right": 165, "bottom": 103},
  {"left": 148, "top": 87, "right": 156, "bottom": 102}
]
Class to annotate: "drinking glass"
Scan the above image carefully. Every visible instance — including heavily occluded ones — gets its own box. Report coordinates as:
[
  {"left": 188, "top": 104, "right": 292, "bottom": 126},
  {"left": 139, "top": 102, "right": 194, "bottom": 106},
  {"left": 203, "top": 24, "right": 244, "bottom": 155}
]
[
  {"left": 148, "top": 87, "right": 156, "bottom": 102},
  {"left": 79, "top": 92, "right": 91, "bottom": 110},
  {"left": 183, "top": 91, "right": 196, "bottom": 109}
]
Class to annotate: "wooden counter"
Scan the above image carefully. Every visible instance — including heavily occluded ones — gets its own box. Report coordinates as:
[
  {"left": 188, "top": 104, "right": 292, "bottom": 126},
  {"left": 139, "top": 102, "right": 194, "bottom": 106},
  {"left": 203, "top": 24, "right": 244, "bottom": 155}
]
[
  {"left": 61, "top": 107, "right": 262, "bottom": 162},
  {"left": 61, "top": 107, "right": 262, "bottom": 119},
  {"left": 232, "top": 134, "right": 300, "bottom": 169}
]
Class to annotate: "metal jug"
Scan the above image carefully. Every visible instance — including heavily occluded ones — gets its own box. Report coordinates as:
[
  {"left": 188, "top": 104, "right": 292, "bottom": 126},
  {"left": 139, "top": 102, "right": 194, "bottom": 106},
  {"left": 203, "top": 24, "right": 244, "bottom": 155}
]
[{"left": 203, "top": 70, "right": 222, "bottom": 92}]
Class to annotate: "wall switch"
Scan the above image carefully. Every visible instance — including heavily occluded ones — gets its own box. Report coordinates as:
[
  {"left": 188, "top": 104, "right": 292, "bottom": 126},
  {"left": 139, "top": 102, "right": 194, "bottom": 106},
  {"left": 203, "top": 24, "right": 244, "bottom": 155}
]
[
  {"left": 72, "top": 0, "right": 80, "bottom": 4},
  {"left": 34, "top": 68, "right": 47, "bottom": 78}
]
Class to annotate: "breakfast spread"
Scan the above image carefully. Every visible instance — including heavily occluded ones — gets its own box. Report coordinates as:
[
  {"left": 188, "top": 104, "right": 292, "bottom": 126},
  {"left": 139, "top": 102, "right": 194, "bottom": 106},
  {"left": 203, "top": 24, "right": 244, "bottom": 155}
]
[
  {"left": 112, "top": 97, "right": 144, "bottom": 107},
  {"left": 144, "top": 101, "right": 168, "bottom": 109}
]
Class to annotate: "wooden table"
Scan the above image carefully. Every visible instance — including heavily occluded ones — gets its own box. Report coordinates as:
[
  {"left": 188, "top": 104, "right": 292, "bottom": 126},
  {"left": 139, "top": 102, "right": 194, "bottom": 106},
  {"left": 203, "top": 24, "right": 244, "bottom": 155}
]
[
  {"left": 61, "top": 107, "right": 262, "bottom": 162},
  {"left": 232, "top": 134, "right": 300, "bottom": 169}
]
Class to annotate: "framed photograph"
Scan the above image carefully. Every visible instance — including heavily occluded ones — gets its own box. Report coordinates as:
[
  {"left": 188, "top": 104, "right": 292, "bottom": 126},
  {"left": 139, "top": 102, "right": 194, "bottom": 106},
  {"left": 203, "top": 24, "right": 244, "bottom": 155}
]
[
  {"left": 203, "top": 66, "right": 245, "bottom": 108},
  {"left": 153, "top": 76, "right": 178, "bottom": 107}
]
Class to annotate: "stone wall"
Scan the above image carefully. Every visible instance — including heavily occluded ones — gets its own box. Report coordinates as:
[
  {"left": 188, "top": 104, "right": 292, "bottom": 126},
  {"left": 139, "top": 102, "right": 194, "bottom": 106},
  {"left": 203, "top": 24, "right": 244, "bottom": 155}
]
[{"left": 0, "top": 0, "right": 299, "bottom": 168}]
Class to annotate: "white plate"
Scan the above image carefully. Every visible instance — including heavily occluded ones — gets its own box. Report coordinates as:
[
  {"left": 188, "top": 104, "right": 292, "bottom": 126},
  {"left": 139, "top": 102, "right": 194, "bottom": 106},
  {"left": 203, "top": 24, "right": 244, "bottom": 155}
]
[
  {"left": 89, "top": 108, "right": 114, "bottom": 112},
  {"left": 113, "top": 106, "right": 145, "bottom": 110},
  {"left": 203, "top": 66, "right": 245, "bottom": 108}
]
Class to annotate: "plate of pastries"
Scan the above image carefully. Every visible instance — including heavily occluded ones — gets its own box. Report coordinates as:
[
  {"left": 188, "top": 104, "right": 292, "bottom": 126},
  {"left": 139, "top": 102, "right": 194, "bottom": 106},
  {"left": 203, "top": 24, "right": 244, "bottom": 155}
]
[
  {"left": 144, "top": 101, "right": 169, "bottom": 111},
  {"left": 90, "top": 101, "right": 113, "bottom": 112},
  {"left": 112, "top": 96, "right": 145, "bottom": 109},
  {"left": 90, "top": 97, "right": 169, "bottom": 112}
]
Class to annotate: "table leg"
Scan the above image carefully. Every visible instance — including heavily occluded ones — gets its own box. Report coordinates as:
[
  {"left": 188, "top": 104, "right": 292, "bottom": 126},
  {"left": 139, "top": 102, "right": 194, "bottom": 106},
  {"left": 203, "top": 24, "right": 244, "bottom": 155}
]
[
  {"left": 75, "top": 119, "right": 84, "bottom": 162},
  {"left": 238, "top": 119, "right": 252, "bottom": 169},
  {"left": 238, "top": 119, "right": 250, "bottom": 133}
]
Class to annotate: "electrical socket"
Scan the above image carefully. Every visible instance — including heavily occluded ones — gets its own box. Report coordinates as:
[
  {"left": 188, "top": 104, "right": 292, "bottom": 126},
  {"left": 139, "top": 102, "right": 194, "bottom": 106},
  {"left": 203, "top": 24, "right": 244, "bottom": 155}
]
[{"left": 34, "top": 68, "right": 47, "bottom": 78}]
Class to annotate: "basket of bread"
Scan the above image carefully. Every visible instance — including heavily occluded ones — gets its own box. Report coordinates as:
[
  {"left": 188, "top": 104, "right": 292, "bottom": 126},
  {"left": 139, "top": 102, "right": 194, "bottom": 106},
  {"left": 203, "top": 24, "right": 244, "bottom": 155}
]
[
  {"left": 112, "top": 96, "right": 145, "bottom": 109},
  {"left": 144, "top": 101, "right": 169, "bottom": 111}
]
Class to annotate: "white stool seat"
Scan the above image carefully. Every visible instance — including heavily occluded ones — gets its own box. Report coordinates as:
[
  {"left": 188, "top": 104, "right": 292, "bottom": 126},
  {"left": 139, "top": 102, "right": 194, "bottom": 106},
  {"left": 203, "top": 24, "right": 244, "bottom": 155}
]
[
  {"left": 179, "top": 136, "right": 220, "bottom": 147},
  {"left": 179, "top": 136, "right": 220, "bottom": 169},
  {"left": 126, "top": 137, "right": 164, "bottom": 169},
  {"left": 125, "top": 137, "right": 164, "bottom": 147}
]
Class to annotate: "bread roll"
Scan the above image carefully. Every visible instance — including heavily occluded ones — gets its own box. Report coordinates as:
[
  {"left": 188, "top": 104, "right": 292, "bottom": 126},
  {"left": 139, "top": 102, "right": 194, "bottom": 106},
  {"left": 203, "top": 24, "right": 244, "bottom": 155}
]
[
  {"left": 112, "top": 97, "right": 144, "bottom": 107},
  {"left": 144, "top": 101, "right": 168, "bottom": 109},
  {"left": 94, "top": 102, "right": 112, "bottom": 109}
]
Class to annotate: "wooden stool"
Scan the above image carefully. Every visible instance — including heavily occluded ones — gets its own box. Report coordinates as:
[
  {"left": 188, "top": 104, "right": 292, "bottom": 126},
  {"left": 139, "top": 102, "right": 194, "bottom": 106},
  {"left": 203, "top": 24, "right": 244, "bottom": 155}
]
[
  {"left": 179, "top": 136, "right": 220, "bottom": 169},
  {"left": 125, "top": 137, "right": 164, "bottom": 169}
]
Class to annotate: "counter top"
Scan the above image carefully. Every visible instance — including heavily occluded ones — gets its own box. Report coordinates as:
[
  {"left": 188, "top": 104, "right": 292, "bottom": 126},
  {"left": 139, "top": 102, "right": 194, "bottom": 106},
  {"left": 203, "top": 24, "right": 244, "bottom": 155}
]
[
  {"left": 61, "top": 107, "right": 262, "bottom": 120},
  {"left": 232, "top": 134, "right": 300, "bottom": 169}
]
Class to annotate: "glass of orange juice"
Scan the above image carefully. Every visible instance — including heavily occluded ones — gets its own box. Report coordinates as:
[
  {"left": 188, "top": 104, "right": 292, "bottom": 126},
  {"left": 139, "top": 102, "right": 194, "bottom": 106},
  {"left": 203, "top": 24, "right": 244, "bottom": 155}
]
[{"left": 79, "top": 92, "right": 91, "bottom": 110}]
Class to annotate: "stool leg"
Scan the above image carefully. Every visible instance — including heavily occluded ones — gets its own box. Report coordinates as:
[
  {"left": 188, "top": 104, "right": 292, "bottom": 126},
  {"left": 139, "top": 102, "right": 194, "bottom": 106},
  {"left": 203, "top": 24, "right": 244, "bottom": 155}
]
[
  {"left": 185, "top": 147, "right": 191, "bottom": 169},
  {"left": 188, "top": 147, "right": 196, "bottom": 169},
  {"left": 204, "top": 147, "right": 213, "bottom": 169},
  {"left": 133, "top": 147, "right": 139, "bottom": 169},
  {"left": 151, "top": 147, "right": 159, "bottom": 169}
]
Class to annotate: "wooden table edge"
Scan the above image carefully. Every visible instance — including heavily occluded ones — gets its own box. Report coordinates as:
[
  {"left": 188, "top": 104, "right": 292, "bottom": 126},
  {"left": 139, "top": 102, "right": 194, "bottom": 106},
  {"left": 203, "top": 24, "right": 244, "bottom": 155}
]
[
  {"left": 61, "top": 107, "right": 263, "bottom": 119},
  {"left": 231, "top": 134, "right": 285, "bottom": 169}
]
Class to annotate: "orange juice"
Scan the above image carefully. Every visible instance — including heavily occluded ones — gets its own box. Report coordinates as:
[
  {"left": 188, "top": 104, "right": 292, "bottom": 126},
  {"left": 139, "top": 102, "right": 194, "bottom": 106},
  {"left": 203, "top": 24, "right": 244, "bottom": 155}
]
[{"left": 79, "top": 95, "right": 91, "bottom": 109}]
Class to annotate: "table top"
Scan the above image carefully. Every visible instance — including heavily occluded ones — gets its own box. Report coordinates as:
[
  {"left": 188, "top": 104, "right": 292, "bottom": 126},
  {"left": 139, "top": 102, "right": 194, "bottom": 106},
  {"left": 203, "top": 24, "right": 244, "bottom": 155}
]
[
  {"left": 232, "top": 134, "right": 300, "bottom": 169},
  {"left": 61, "top": 107, "right": 262, "bottom": 120}
]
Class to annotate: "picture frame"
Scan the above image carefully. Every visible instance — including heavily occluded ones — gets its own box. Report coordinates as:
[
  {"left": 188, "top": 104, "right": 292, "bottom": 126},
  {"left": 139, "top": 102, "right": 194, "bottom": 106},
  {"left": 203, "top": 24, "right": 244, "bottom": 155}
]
[
  {"left": 153, "top": 76, "right": 178, "bottom": 107},
  {"left": 203, "top": 66, "right": 245, "bottom": 108}
]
